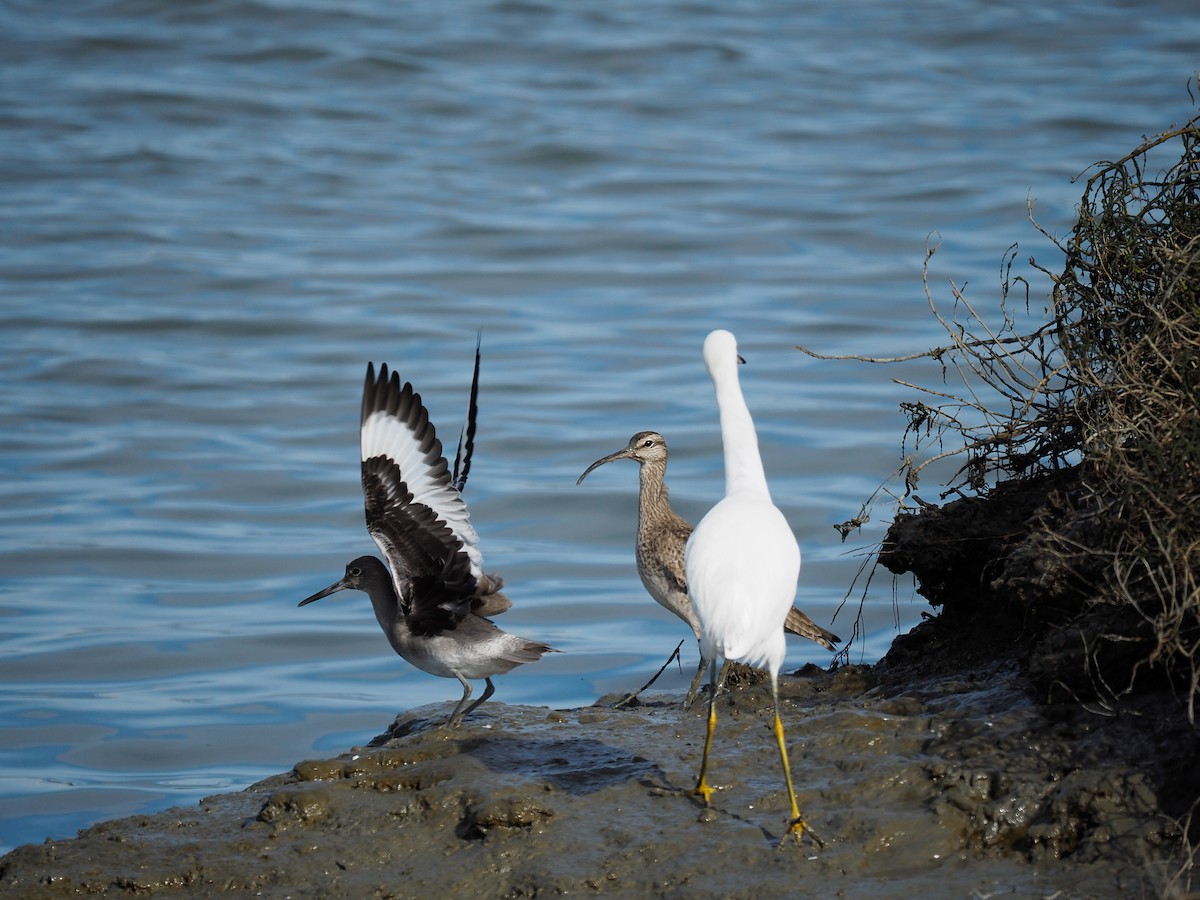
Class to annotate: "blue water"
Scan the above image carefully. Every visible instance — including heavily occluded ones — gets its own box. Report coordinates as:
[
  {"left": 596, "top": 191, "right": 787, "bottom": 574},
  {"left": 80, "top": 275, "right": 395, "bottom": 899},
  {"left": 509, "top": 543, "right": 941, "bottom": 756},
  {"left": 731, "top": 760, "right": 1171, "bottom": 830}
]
[{"left": 1, "top": 0, "right": 1197, "bottom": 856}]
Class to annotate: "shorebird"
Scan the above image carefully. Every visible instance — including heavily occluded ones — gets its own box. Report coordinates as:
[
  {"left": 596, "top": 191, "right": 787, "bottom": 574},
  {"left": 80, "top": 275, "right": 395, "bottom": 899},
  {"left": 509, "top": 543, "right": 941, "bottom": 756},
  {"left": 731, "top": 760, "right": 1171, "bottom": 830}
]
[
  {"left": 299, "top": 345, "right": 556, "bottom": 727},
  {"left": 577, "top": 431, "right": 839, "bottom": 708},
  {"left": 686, "top": 329, "right": 823, "bottom": 848}
]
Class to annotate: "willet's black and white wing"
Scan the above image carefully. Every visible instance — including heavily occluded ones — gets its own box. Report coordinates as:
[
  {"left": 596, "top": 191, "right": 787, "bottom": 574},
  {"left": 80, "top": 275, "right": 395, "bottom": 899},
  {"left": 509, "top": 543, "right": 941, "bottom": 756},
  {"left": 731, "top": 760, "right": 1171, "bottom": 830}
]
[
  {"left": 359, "top": 453, "right": 478, "bottom": 635},
  {"left": 360, "top": 362, "right": 486, "bottom": 606}
]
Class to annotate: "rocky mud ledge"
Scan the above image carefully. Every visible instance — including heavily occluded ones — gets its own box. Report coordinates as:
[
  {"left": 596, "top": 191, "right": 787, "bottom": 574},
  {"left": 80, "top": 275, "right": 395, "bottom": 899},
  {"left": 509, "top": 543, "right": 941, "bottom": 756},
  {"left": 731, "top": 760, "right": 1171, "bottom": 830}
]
[
  {"left": 4, "top": 477, "right": 1198, "bottom": 897},
  {"left": 1, "top": 621, "right": 1195, "bottom": 898}
]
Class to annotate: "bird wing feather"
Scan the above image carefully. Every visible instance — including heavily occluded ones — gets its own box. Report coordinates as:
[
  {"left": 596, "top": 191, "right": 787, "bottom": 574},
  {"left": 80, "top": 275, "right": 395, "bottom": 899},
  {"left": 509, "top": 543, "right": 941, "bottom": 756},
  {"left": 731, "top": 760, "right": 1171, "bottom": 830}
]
[
  {"left": 783, "top": 607, "right": 840, "bottom": 650},
  {"left": 361, "top": 455, "right": 477, "bottom": 636},
  {"left": 451, "top": 334, "right": 481, "bottom": 493},
  {"left": 360, "top": 362, "right": 484, "bottom": 579},
  {"left": 685, "top": 495, "right": 799, "bottom": 672}
]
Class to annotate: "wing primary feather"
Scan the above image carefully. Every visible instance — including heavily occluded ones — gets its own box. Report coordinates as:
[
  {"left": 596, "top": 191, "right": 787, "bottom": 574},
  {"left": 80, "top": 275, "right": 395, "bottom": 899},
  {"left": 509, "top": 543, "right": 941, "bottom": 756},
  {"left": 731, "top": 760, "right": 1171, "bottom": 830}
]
[{"left": 452, "top": 332, "right": 482, "bottom": 493}]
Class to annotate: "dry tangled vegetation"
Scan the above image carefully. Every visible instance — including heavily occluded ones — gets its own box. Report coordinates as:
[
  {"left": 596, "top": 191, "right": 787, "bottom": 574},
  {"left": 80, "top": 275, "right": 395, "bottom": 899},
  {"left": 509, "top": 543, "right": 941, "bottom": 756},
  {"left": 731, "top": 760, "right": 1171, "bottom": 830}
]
[{"left": 804, "top": 107, "right": 1200, "bottom": 885}]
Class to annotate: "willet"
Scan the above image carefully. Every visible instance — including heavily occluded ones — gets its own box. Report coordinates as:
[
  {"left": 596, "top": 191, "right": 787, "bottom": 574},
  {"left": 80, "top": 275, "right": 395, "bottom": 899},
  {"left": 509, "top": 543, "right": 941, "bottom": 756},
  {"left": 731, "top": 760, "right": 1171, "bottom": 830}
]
[
  {"left": 577, "top": 431, "right": 839, "bottom": 708},
  {"left": 686, "top": 329, "right": 823, "bottom": 848},
  {"left": 299, "top": 347, "right": 556, "bottom": 728}
]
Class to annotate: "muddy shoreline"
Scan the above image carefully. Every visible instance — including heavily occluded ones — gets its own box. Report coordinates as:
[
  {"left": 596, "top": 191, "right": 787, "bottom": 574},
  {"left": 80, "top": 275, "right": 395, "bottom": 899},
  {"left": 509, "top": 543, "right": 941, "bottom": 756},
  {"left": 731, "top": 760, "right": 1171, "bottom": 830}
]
[{"left": 2, "top": 614, "right": 1193, "bottom": 898}]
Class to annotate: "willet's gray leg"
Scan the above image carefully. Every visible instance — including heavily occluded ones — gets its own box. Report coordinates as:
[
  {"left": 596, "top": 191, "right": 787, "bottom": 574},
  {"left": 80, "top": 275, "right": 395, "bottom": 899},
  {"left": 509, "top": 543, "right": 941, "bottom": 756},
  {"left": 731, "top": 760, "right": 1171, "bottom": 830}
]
[
  {"left": 450, "top": 676, "right": 495, "bottom": 726},
  {"left": 446, "top": 672, "right": 475, "bottom": 727}
]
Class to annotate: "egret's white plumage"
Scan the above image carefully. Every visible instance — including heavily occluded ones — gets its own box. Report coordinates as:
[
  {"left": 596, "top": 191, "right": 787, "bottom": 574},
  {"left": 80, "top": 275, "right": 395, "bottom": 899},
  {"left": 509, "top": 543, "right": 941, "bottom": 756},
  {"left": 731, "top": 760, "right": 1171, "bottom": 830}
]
[
  {"left": 685, "top": 328, "right": 821, "bottom": 849},
  {"left": 687, "top": 493, "right": 800, "bottom": 669}
]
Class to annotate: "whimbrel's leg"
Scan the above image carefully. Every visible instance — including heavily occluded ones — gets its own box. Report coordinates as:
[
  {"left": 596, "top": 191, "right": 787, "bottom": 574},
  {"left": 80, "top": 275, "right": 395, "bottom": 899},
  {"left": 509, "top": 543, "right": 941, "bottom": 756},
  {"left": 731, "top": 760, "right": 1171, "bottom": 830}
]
[
  {"left": 614, "top": 640, "right": 685, "bottom": 708},
  {"left": 683, "top": 651, "right": 710, "bottom": 709}
]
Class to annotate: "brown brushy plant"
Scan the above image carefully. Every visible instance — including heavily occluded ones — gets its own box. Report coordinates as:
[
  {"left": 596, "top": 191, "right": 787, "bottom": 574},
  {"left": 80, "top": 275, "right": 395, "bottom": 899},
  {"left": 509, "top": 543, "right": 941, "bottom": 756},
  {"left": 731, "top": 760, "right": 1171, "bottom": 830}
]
[
  {"left": 1054, "top": 115, "right": 1200, "bottom": 723},
  {"left": 808, "top": 110, "right": 1200, "bottom": 721}
]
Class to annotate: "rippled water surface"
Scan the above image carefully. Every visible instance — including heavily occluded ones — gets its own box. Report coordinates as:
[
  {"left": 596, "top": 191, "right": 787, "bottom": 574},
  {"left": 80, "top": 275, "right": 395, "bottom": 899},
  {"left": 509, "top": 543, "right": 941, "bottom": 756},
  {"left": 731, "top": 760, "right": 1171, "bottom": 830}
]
[{"left": 2, "top": 0, "right": 1197, "bottom": 856}]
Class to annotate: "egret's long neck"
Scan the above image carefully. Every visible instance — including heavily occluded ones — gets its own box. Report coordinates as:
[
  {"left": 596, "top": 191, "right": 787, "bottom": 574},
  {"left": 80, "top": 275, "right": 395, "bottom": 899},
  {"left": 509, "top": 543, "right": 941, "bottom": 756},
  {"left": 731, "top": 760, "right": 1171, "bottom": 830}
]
[{"left": 714, "top": 367, "right": 770, "bottom": 497}]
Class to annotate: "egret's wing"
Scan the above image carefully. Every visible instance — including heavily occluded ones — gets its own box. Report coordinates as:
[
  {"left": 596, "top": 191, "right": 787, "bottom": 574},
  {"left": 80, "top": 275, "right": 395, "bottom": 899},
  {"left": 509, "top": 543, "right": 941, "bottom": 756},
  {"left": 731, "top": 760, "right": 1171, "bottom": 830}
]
[
  {"left": 685, "top": 495, "right": 799, "bottom": 672},
  {"left": 360, "top": 362, "right": 484, "bottom": 579},
  {"left": 452, "top": 333, "right": 481, "bottom": 493},
  {"left": 360, "top": 454, "right": 476, "bottom": 634}
]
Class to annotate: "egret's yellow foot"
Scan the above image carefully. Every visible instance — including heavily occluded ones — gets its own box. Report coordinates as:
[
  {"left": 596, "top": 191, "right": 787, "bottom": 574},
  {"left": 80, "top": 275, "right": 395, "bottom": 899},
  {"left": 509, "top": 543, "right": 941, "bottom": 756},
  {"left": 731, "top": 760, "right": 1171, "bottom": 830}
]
[
  {"left": 778, "top": 814, "right": 826, "bottom": 850},
  {"left": 691, "top": 778, "right": 715, "bottom": 806},
  {"left": 769, "top": 685, "right": 824, "bottom": 850}
]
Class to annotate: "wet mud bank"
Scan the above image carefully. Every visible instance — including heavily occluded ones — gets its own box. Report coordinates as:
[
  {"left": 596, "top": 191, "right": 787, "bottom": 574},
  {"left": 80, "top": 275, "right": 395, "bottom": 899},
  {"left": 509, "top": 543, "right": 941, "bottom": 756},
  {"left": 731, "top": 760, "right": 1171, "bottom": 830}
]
[
  {"left": 4, "top": 478, "right": 1197, "bottom": 897},
  {"left": 2, "top": 639, "right": 1193, "bottom": 897}
]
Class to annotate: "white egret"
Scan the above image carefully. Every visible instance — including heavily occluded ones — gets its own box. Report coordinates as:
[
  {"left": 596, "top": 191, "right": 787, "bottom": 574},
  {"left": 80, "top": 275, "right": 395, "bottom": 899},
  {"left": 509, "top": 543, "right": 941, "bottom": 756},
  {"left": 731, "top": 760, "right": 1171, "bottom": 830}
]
[{"left": 685, "top": 329, "right": 822, "bottom": 848}]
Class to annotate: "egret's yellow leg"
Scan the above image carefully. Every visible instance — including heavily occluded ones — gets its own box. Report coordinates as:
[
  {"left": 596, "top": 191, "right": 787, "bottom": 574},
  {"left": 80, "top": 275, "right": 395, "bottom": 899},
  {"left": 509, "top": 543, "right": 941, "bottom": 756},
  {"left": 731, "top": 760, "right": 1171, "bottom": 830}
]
[
  {"left": 691, "top": 662, "right": 719, "bottom": 805},
  {"left": 771, "top": 677, "right": 824, "bottom": 849}
]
